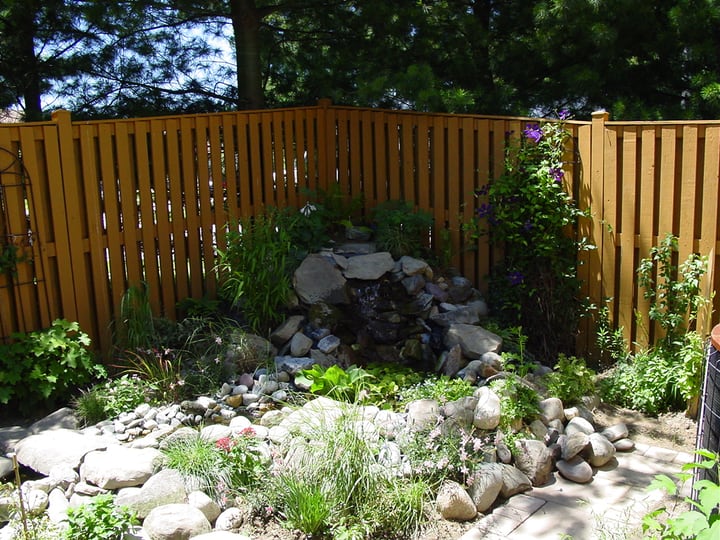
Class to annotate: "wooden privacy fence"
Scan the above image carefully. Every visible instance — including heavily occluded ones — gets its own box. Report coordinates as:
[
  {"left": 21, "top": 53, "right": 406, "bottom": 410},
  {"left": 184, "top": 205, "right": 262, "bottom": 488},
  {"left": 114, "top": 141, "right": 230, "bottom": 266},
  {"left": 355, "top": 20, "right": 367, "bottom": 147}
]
[{"left": 0, "top": 101, "right": 718, "bottom": 358}]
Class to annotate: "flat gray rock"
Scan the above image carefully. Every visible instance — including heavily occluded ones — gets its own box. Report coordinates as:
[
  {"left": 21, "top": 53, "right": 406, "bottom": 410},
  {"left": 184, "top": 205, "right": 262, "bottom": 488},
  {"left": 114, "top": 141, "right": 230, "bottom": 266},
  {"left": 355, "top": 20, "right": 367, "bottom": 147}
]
[
  {"left": 15, "top": 429, "right": 111, "bottom": 476},
  {"left": 342, "top": 252, "right": 395, "bottom": 280}
]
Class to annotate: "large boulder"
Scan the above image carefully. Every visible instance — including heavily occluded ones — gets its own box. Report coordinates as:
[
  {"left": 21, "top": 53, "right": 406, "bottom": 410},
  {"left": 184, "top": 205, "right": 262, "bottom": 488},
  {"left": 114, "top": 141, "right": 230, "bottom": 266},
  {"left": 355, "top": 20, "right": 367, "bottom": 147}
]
[
  {"left": 79, "top": 446, "right": 162, "bottom": 489},
  {"left": 115, "top": 469, "right": 188, "bottom": 519},
  {"left": 293, "top": 254, "right": 349, "bottom": 304},
  {"left": 15, "top": 429, "right": 111, "bottom": 476},
  {"left": 444, "top": 324, "right": 502, "bottom": 359},
  {"left": 436, "top": 480, "right": 477, "bottom": 521},
  {"left": 143, "top": 503, "right": 212, "bottom": 540}
]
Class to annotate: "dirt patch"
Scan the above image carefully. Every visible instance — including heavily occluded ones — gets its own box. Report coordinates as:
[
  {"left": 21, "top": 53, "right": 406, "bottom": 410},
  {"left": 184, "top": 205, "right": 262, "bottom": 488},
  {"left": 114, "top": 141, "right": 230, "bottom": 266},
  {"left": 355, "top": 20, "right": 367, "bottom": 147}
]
[{"left": 592, "top": 402, "right": 698, "bottom": 453}]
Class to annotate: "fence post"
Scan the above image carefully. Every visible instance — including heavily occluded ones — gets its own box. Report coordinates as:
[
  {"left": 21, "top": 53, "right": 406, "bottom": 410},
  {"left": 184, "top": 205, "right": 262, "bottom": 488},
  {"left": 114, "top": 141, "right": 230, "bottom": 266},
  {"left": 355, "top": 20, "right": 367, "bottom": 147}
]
[{"left": 588, "top": 110, "right": 610, "bottom": 348}]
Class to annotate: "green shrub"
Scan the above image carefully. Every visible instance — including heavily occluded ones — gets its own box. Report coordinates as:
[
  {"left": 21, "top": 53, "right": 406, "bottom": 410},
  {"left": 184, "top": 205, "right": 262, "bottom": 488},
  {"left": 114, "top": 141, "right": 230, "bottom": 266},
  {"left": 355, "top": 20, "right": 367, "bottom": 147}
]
[
  {"left": 599, "top": 349, "right": 682, "bottom": 415},
  {"left": 112, "top": 348, "right": 184, "bottom": 403},
  {"left": 162, "top": 429, "right": 267, "bottom": 505},
  {"left": 216, "top": 209, "right": 294, "bottom": 333},
  {"left": 490, "top": 373, "right": 540, "bottom": 430},
  {"left": 399, "top": 424, "right": 492, "bottom": 488},
  {"left": 161, "top": 434, "right": 228, "bottom": 501},
  {"left": 397, "top": 375, "right": 475, "bottom": 407},
  {"left": 637, "top": 233, "right": 708, "bottom": 348},
  {"left": 371, "top": 200, "right": 433, "bottom": 258},
  {"left": 295, "top": 364, "right": 374, "bottom": 403},
  {"left": 73, "top": 374, "right": 152, "bottom": 425},
  {"left": 114, "top": 282, "right": 154, "bottom": 350},
  {"left": 0, "top": 319, "right": 105, "bottom": 414},
  {"left": 543, "top": 354, "right": 596, "bottom": 405},
  {"left": 598, "top": 235, "right": 709, "bottom": 413},
  {"left": 65, "top": 493, "right": 137, "bottom": 540}
]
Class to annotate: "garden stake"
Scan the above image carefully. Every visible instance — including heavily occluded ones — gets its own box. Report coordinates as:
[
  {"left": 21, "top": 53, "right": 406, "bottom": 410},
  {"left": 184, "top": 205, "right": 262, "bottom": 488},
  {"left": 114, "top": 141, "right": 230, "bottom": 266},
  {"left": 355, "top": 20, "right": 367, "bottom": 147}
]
[{"left": 9, "top": 452, "right": 30, "bottom": 540}]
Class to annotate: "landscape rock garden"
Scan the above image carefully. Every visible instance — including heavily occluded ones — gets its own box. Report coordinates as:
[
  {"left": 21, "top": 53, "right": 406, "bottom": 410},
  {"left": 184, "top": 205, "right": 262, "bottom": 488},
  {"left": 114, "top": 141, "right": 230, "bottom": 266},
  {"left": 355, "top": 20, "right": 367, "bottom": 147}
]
[{"left": 0, "top": 246, "right": 635, "bottom": 539}]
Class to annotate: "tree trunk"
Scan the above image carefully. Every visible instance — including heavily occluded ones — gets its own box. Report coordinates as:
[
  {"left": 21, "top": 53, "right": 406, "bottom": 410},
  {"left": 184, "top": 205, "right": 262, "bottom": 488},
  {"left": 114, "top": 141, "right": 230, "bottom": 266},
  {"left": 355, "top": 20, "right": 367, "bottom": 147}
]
[{"left": 229, "top": 0, "right": 264, "bottom": 109}]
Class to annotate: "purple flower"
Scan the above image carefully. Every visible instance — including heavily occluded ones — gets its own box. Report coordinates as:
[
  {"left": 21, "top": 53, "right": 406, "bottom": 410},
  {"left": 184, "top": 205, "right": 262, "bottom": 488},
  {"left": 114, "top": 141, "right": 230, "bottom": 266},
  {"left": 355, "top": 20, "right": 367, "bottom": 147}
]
[
  {"left": 558, "top": 108, "right": 570, "bottom": 120},
  {"left": 476, "top": 203, "right": 493, "bottom": 218},
  {"left": 523, "top": 123, "right": 543, "bottom": 143},
  {"left": 508, "top": 271, "right": 524, "bottom": 285},
  {"left": 549, "top": 167, "right": 564, "bottom": 183},
  {"left": 523, "top": 220, "right": 533, "bottom": 232},
  {"left": 474, "top": 184, "right": 489, "bottom": 196}
]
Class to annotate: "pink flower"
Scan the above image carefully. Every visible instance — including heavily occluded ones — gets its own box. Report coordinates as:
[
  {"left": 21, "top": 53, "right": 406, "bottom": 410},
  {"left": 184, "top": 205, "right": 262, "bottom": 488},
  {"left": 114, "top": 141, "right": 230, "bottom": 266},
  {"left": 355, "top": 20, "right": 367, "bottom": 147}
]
[
  {"left": 216, "top": 437, "right": 235, "bottom": 452},
  {"left": 239, "top": 426, "right": 256, "bottom": 437}
]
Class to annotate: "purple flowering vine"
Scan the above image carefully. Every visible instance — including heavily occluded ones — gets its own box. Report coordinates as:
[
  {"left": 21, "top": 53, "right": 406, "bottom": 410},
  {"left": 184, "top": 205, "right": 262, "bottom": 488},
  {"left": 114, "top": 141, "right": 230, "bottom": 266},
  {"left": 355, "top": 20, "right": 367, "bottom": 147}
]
[
  {"left": 523, "top": 123, "right": 543, "bottom": 143},
  {"left": 549, "top": 167, "right": 564, "bottom": 183},
  {"left": 507, "top": 271, "right": 524, "bottom": 286}
]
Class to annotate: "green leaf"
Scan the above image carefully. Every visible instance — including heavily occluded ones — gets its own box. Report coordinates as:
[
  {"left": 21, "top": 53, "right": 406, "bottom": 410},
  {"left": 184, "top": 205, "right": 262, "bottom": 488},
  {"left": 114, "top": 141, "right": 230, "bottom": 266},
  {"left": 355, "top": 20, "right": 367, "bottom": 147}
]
[
  {"left": 646, "top": 474, "right": 678, "bottom": 495},
  {"left": 667, "top": 510, "right": 710, "bottom": 537}
]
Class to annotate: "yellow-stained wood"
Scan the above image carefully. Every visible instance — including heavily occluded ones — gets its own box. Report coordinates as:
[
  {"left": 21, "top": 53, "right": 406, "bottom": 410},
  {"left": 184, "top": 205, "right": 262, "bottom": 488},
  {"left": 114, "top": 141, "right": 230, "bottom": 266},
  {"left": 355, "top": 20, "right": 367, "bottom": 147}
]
[
  {"left": 699, "top": 126, "right": 720, "bottom": 332},
  {"left": 678, "top": 125, "right": 698, "bottom": 266},
  {"left": 2, "top": 105, "right": 720, "bottom": 361},
  {"left": 635, "top": 126, "right": 657, "bottom": 348},
  {"left": 401, "top": 118, "right": 415, "bottom": 204},
  {"left": 588, "top": 112, "right": 609, "bottom": 337},
  {"left": 199, "top": 117, "right": 218, "bottom": 296},
  {"left": 283, "top": 110, "right": 299, "bottom": 209},
  {"left": 97, "top": 124, "right": 126, "bottom": 317},
  {"left": 373, "top": 112, "right": 388, "bottom": 206},
  {"left": 271, "top": 112, "right": 287, "bottom": 207},
  {"left": 361, "top": 110, "right": 375, "bottom": 210},
  {"left": 132, "top": 120, "right": 162, "bottom": 314},
  {"left": 164, "top": 119, "right": 190, "bottom": 304},
  {"left": 182, "top": 116, "right": 203, "bottom": 299},
  {"left": 0, "top": 129, "right": 36, "bottom": 332},
  {"left": 446, "top": 116, "right": 460, "bottom": 268},
  {"left": 416, "top": 115, "right": 430, "bottom": 214},
  {"left": 576, "top": 123, "right": 594, "bottom": 355},
  {"left": 618, "top": 128, "right": 637, "bottom": 344},
  {"left": 78, "top": 124, "right": 113, "bottom": 351},
  {"left": 17, "top": 126, "right": 53, "bottom": 329},
  {"left": 431, "top": 116, "right": 446, "bottom": 244},
  {"left": 336, "top": 109, "right": 349, "bottom": 196},
  {"left": 387, "top": 114, "right": 400, "bottom": 202},
  {"left": 43, "top": 116, "right": 78, "bottom": 323},
  {"left": 149, "top": 119, "right": 177, "bottom": 319},
  {"left": 474, "top": 119, "right": 491, "bottom": 294},
  {"left": 461, "top": 117, "right": 475, "bottom": 283}
]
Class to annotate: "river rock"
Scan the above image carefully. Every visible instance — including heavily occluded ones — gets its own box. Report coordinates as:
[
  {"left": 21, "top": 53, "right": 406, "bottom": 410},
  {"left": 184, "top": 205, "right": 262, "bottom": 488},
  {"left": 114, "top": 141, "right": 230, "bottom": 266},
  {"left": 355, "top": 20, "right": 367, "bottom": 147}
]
[
  {"left": 143, "top": 503, "right": 211, "bottom": 539},
  {"left": 513, "top": 439, "right": 554, "bottom": 486},
  {"left": 467, "top": 463, "right": 504, "bottom": 512},
  {"left": 473, "top": 387, "right": 501, "bottom": 430},
  {"left": 556, "top": 455, "right": 594, "bottom": 483},
  {"left": 80, "top": 446, "right": 162, "bottom": 489},
  {"left": 436, "top": 480, "right": 477, "bottom": 521},
  {"left": 115, "top": 468, "right": 188, "bottom": 519}
]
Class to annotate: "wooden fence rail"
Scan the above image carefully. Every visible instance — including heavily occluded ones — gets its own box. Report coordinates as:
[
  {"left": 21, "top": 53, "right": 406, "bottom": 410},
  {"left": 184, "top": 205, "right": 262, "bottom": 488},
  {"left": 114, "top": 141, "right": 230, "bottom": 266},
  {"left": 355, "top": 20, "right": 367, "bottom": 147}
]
[{"left": 0, "top": 101, "right": 718, "bottom": 359}]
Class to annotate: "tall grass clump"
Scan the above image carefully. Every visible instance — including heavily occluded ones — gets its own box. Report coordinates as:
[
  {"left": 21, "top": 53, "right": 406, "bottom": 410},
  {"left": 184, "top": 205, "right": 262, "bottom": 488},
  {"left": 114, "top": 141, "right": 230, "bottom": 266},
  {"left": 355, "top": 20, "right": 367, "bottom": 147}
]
[{"left": 267, "top": 405, "right": 428, "bottom": 538}]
